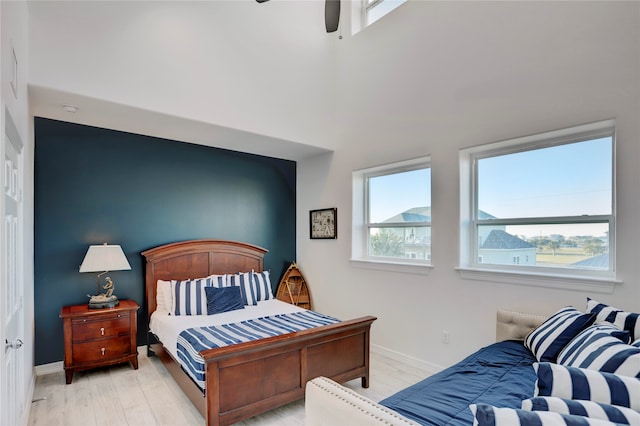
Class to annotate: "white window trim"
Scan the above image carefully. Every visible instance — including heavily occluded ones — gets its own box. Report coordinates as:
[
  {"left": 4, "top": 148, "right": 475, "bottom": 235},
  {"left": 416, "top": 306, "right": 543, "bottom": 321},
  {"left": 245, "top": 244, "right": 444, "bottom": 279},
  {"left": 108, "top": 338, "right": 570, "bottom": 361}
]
[
  {"left": 459, "top": 119, "right": 619, "bottom": 291},
  {"left": 351, "top": 156, "right": 432, "bottom": 275},
  {"left": 360, "top": 0, "right": 407, "bottom": 29}
]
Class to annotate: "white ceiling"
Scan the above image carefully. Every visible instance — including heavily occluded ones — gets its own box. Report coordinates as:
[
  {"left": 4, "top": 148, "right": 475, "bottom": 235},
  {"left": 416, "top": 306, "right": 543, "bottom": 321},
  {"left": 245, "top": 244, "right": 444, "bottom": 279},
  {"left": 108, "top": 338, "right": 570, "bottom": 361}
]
[{"left": 27, "top": 0, "right": 336, "bottom": 161}]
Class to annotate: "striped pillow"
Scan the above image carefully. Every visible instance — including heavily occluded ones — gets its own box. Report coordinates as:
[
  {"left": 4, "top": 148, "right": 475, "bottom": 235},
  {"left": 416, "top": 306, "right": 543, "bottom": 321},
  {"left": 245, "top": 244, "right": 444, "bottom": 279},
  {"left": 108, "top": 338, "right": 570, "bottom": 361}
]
[
  {"left": 170, "top": 278, "right": 210, "bottom": 315},
  {"left": 252, "top": 270, "right": 273, "bottom": 302},
  {"left": 525, "top": 307, "right": 595, "bottom": 362},
  {"left": 556, "top": 324, "right": 640, "bottom": 378},
  {"left": 522, "top": 397, "right": 640, "bottom": 425},
  {"left": 228, "top": 272, "right": 257, "bottom": 306},
  {"left": 534, "top": 362, "right": 640, "bottom": 410},
  {"left": 587, "top": 298, "right": 640, "bottom": 341},
  {"left": 208, "top": 274, "right": 228, "bottom": 288},
  {"left": 470, "top": 403, "right": 619, "bottom": 426}
]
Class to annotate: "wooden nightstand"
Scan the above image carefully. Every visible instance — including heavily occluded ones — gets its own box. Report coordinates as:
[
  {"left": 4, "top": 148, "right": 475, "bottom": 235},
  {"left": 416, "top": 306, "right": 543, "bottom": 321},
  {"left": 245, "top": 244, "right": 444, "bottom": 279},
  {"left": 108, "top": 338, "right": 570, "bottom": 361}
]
[{"left": 60, "top": 299, "right": 139, "bottom": 384}]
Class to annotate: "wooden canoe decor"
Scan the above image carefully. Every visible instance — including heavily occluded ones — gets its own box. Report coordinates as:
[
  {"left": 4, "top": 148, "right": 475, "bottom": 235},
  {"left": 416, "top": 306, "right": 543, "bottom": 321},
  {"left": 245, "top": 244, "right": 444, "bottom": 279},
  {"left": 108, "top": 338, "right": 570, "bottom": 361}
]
[{"left": 276, "top": 262, "right": 312, "bottom": 310}]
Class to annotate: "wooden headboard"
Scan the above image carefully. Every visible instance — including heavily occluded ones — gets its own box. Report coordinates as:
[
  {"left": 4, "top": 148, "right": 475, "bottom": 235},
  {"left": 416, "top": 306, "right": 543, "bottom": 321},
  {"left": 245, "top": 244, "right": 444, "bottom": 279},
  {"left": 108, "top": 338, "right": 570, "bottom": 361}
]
[{"left": 141, "top": 239, "right": 268, "bottom": 321}]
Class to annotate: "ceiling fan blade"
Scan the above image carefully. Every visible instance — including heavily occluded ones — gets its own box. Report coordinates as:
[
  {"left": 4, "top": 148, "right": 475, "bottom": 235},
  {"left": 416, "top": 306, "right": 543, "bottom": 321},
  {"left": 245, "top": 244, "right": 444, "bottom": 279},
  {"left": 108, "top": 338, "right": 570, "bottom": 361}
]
[
  {"left": 325, "top": 0, "right": 340, "bottom": 33},
  {"left": 256, "top": 0, "right": 269, "bottom": 3}
]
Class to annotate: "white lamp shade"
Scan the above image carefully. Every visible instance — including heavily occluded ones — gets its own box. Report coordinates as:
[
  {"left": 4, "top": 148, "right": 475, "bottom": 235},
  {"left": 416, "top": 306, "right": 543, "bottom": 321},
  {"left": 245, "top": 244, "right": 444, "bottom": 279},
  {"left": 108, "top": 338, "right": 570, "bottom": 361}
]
[{"left": 79, "top": 244, "right": 131, "bottom": 273}]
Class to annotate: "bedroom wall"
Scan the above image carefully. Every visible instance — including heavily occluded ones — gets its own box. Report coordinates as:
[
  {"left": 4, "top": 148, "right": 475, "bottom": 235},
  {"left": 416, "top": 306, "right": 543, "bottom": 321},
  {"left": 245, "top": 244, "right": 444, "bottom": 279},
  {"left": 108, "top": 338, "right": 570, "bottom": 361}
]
[
  {"left": 297, "top": 1, "right": 640, "bottom": 370},
  {"left": 28, "top": 1, "right": 335, "bottom": 151},
  {"left": 34, "top": 117, "right": 296, "bottom": 365}
]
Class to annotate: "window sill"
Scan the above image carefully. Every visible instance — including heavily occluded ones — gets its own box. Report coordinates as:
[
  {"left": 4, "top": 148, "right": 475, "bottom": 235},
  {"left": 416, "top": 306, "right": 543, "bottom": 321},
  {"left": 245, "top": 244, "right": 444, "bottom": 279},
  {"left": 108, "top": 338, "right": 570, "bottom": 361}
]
[
  {"left": 350, "top": 259, "right": 433, "bottom": 275},
  {"left": 455, "top": 267, "right": 619, "bottom": 294}
]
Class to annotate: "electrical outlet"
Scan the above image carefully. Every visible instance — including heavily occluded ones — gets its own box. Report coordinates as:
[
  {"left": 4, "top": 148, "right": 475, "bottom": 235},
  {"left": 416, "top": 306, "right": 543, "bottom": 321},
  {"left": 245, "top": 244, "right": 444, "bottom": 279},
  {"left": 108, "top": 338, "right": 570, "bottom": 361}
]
[{"left": 442, "top": 330, "right": 450, "bottom": 344}]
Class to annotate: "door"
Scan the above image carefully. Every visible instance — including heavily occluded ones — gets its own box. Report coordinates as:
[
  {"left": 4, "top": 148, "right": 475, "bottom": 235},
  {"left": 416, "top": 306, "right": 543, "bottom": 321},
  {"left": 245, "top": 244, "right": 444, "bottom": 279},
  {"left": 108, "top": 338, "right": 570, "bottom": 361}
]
[{"left": 2, "top": 116, "right": 24, "bottom": 426}]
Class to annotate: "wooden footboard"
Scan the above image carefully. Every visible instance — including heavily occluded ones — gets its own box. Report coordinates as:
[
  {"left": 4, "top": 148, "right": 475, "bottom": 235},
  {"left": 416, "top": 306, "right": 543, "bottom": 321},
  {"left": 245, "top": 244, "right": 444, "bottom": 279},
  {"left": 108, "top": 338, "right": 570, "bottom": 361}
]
[{"left": 203, "top": 315, "right": 376, "bottom": 426}]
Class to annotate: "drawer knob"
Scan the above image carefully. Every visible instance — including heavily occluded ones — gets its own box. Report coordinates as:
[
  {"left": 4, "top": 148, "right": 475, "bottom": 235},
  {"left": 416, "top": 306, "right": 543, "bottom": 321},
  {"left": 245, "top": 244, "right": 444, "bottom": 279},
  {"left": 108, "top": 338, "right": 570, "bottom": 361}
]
[
  {"left": 101, "top": 348, "right": 105, "bottom": 356},
  {"left": 100, "top": 327, "right": 105, "bottom": 336}
]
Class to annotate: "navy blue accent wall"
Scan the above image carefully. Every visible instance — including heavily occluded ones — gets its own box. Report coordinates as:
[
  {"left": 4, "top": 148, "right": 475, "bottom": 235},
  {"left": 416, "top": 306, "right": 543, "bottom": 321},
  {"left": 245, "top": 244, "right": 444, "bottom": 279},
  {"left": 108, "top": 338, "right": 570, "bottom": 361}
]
[{"left": 34, "top": 117, "right": 296, "bottom": 365}]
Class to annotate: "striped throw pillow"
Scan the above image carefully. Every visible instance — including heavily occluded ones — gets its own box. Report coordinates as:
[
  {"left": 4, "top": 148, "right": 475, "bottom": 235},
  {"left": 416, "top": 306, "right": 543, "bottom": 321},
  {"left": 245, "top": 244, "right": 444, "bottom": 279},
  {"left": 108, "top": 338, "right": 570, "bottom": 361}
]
[
  {"left": 556, "top": 324, "right": 640, "bottom": 378},
  {"left": 170, "top": 278, "right": 210, "bottom": 315},
  {"left": 534, "top": 362, "right": 640, "bottom": 411},
  {"left": 522, "top": 397, "right": 640, "bottom": 425},
  {"left": 228, "top": 272, "right": 257, "bottom": 306},
  {"left": 587, "top": 298, "right": 640, "bottom": 341},
  {"left": 252, "top": 270, "right": 273, "bottom": 302},
  {"left": 208, "top": 274, "right": 228, "bottom": 288},
  {"left": 470, "top": 404, "right": 619, "bottom": 426},
  {"left": 525, "top": 307, "right": 595, "bottom": 362}
]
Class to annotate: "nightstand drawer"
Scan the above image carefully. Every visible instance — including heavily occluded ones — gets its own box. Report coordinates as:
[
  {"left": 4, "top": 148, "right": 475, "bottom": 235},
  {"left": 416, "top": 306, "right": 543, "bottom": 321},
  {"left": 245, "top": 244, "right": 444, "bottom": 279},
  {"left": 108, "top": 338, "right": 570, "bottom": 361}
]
[
  {"left": 72, "top": 335, "right": 131, "bottom": 364},
  {"left": 71, "top": 314, "right": 130, "bottom": 342}
]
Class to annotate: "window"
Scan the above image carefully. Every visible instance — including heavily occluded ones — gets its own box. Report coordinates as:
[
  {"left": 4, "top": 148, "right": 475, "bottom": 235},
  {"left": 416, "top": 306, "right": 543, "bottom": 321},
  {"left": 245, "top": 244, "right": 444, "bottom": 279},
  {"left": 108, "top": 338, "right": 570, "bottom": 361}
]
[
  {"left": 352, "top": 157, "right": 431, "bottom": 273},
  {"left": 459, "top": 120, "right": 616, "bottom": 286},
  {"left": 363, "top": 0, "right": 407, "bottom": 27}
]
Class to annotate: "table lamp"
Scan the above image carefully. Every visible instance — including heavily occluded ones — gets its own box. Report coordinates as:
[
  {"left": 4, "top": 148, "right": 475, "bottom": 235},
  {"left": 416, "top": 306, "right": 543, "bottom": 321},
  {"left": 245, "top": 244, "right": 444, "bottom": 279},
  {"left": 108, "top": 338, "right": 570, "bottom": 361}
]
[{"left": 79, "top": 243, "right": 131, "bottom": 309}]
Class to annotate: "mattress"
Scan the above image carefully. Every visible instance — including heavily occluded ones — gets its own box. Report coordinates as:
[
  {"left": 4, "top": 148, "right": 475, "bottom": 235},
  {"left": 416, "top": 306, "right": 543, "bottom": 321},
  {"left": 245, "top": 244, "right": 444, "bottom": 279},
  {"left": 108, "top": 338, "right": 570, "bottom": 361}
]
[{"left": 380, "top": 340, "right": 537, "bottom": 426}]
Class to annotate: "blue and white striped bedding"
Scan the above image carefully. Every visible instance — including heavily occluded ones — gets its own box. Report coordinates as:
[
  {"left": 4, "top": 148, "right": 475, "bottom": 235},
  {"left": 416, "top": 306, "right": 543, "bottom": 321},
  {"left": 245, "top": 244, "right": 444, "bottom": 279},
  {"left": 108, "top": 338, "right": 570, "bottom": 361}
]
[{"left": 176, "top": 310, "right": 340, "bottom": 392}]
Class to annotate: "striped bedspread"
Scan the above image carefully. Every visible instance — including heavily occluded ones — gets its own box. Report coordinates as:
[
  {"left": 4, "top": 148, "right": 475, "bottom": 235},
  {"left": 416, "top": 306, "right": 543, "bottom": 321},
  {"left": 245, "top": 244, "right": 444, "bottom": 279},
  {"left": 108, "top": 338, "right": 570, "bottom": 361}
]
[{"left": 176, "top": 310, "right": 341, "bottom": 392}]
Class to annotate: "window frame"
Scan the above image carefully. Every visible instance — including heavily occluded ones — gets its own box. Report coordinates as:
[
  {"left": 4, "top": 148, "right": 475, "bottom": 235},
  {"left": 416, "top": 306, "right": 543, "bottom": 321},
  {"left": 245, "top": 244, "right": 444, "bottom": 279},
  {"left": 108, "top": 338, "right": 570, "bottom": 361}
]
[
  {"left": 458, "top": 120, "right": 619, "bottom": 292},
  {"left": 351, "top": 156, "right": 432, "bottom": 275},
  {"left": 362, "top": 0, "right": 407, "bottom": 28}
]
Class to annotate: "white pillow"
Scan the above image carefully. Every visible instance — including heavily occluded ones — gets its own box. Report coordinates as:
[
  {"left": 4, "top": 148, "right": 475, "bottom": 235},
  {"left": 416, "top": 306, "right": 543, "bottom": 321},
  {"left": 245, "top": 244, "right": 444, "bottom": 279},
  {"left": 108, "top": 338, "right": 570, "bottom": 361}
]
[{"left": 155, "top": 279, "right": 172, "bottom": 313}]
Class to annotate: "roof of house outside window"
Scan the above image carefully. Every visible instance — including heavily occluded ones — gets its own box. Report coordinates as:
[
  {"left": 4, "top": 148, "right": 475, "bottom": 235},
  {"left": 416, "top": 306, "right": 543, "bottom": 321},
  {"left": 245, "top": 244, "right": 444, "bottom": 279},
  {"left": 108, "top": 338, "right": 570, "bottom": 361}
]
[
  {"left": 383, "top": 206, "right": 496, "bottom": 223},
  {"left": 571, "top": 253, "right": 609, "bottom": 268},
  {"left": 481, "top": 229, "right": 535, "bottom": 250}
]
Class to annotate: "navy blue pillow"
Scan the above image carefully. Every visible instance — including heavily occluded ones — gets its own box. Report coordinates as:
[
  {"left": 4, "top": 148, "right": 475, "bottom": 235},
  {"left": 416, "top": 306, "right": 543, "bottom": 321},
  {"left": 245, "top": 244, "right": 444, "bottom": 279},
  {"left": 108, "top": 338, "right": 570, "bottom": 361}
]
[{"left": 204, "top": 286, "right": 245, "bottom": 315}]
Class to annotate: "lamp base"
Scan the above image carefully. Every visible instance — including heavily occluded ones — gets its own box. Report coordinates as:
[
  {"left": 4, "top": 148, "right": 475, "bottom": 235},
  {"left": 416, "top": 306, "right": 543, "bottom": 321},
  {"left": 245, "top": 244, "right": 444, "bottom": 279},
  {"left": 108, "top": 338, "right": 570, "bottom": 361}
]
[{"left": 88, "top": 295, "right": 119, "bottom": 309}]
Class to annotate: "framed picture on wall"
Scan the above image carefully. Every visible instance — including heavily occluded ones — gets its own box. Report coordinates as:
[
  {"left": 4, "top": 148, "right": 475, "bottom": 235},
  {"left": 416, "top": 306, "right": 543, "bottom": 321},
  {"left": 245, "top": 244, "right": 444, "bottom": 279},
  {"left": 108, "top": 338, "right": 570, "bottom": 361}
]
[{"left": 310, "top": 208, "right": 337, "bottom": 239}]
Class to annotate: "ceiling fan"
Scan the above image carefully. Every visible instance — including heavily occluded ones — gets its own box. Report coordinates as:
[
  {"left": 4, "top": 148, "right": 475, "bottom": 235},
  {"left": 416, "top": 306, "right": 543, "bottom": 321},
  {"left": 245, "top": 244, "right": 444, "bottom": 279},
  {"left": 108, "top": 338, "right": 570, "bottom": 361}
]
[{"left": 256, "top": 0, "right": 341, "bottom": 33}]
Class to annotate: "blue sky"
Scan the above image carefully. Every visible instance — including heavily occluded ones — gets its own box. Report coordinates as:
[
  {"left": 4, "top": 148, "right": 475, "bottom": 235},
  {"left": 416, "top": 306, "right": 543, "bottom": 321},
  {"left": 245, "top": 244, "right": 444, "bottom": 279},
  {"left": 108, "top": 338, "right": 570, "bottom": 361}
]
[
  {"left": 369, "top": 168, "right": 431, "bottom": 223},
  {"left": 369, "top": 137, "right": 611, "bottom": 238},
  {"left": 478, "top": 137, "right": 612, "bottom": 218}
]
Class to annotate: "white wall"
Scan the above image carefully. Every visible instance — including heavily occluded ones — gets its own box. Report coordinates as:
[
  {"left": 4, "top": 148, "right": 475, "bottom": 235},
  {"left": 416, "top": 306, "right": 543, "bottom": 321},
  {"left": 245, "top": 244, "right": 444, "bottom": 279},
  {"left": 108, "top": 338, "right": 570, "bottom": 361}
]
[
  {"left": 28, "top": 1, "right": 336, "bottom": 151},
  {"left": 1, "top": 0, "right": 34, "bottom": 423},
  {"left": 297, "top": 1, "right": 640, "bottom": 369}
]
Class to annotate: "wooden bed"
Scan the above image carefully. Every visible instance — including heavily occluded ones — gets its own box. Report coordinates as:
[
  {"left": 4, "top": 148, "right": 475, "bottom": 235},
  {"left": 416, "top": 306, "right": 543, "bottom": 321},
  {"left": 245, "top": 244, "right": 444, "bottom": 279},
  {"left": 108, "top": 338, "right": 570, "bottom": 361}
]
[{"left": 142, "top": 239, "right": 377, "bottom": 426}]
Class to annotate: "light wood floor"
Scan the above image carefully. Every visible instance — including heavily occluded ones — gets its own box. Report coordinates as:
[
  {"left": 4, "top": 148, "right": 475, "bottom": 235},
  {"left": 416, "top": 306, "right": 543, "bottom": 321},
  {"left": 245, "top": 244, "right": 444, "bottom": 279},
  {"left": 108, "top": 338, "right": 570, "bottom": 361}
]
[{"left": 28, "top": 350, "right": 431, "bottom": 426}]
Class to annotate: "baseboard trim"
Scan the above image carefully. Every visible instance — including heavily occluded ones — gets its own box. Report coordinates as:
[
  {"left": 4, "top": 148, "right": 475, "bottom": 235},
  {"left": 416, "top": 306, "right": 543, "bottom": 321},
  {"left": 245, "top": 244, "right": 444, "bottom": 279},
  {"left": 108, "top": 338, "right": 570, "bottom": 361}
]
[
  {"left": 34, "top": 361, "right": 63, "bottom": 376},
  {"left": 371, "top": 344, "right": 443, "bottom": 375}
]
